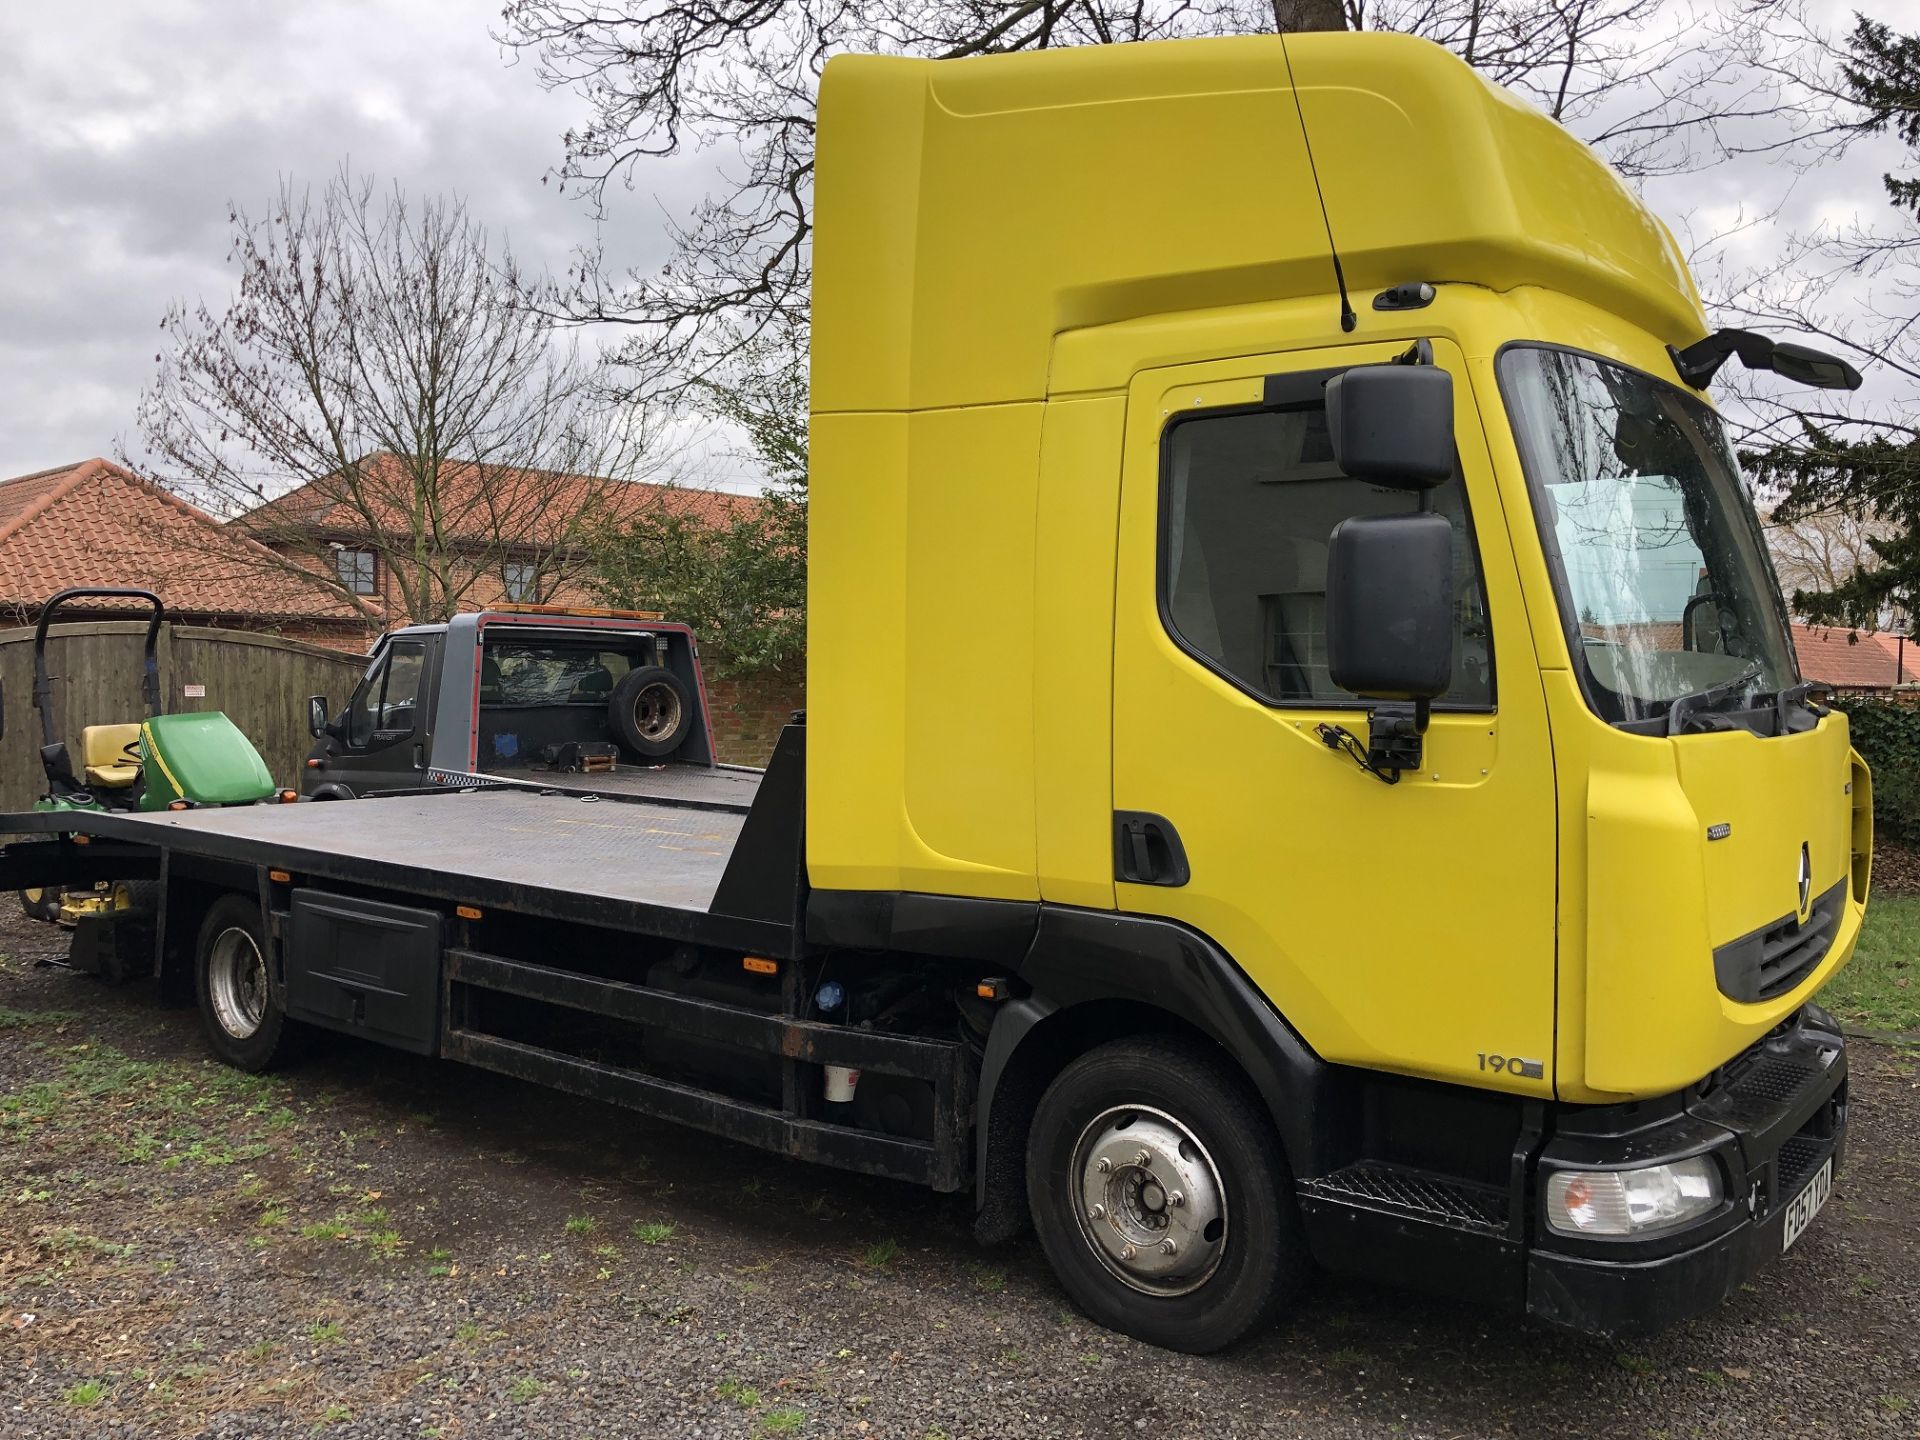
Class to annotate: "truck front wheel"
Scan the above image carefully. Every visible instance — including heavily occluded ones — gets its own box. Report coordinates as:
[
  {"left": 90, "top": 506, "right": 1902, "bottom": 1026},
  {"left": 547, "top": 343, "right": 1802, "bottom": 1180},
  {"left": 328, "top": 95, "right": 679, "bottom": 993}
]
[
  {"left": 1026, "top": 1035, "right": 1305, "bottom": 1353},
  {"left": 195, "top": 895, "right": 302, "bottom": 1072}
]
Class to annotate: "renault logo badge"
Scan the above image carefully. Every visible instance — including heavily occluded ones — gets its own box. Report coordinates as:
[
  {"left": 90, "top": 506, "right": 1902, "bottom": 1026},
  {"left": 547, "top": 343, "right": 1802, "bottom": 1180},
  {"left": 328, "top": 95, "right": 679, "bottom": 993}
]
[{"left": 1797, "top": 842, "right": 1812, "bottom": 922}]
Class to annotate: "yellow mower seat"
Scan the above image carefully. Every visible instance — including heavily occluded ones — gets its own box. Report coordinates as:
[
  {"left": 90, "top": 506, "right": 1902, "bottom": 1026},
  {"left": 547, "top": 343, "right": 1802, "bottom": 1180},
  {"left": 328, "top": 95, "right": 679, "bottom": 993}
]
[{"left": 81, "top": 724, "right": 143, "bottom": 789}]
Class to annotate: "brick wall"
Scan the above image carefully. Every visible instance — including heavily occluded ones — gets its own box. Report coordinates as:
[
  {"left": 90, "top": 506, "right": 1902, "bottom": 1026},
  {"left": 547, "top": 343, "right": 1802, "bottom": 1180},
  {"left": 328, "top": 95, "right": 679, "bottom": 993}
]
[{"left": 702, "top": 672, "right": 805, "bottom": 766}]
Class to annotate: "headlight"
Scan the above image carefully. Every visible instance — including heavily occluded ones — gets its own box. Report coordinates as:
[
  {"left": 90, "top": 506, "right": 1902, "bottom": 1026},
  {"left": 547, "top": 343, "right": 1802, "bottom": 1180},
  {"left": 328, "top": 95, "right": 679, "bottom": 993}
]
[{"left": 1545, "top": 1157, "right": 1722, "bottom": 1238}]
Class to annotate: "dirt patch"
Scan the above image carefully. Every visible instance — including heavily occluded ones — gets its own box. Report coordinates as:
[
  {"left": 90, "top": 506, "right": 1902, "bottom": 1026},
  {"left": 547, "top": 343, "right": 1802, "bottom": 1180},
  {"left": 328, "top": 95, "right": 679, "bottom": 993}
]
[{"left": 1, "top": 906, "right": 1917, "bottom": 1439}]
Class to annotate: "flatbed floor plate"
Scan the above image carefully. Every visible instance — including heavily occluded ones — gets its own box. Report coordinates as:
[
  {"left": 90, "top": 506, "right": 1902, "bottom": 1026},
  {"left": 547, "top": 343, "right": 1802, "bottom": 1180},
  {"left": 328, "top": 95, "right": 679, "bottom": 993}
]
[{"left": 15, "top": 791, "right": 747, "bottom": 917}]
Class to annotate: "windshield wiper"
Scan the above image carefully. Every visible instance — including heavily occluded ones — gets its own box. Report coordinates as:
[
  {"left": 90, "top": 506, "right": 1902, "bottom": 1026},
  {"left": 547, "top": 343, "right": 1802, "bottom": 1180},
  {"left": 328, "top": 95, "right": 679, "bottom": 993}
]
[{"left": 1666, "top": 665, "right": 1764, "bottom": 736}]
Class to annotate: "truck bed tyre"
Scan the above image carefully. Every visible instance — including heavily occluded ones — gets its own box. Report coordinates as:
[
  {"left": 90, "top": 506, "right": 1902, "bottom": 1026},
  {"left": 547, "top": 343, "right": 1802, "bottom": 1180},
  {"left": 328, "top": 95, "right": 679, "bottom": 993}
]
[
  {"left": 610, "top": 665, "right": 694, "bottom": 758},
  {"left": 1026, "top": 1035, "right": 1305, "bottom": 1353},
  {"left": 195, "top": 895, "right": 302, "bottom": 1072}
]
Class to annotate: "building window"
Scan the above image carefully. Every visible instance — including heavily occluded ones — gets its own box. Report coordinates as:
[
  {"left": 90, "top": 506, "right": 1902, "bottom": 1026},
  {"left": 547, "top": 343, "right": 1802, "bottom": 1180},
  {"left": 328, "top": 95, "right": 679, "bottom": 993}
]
[
  {"left": 336, "top": 547, "right": 377, "bottom": 596},
  {"left": 503, "top": 561, "right": 538, "bottom": 603}
]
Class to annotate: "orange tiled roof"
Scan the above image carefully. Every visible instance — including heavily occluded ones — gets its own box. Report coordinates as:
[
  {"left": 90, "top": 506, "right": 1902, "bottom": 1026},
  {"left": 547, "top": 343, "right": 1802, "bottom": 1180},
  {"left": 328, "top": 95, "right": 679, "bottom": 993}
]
[
  {"left": 1791, "top": 622, "right": 1909, "bottom": 688},
  {"left": 240, "top": 452, "right": 759, "bottom": 544},
  {"left": 0, "top": 459, "right": 367, "bottom": 623}
]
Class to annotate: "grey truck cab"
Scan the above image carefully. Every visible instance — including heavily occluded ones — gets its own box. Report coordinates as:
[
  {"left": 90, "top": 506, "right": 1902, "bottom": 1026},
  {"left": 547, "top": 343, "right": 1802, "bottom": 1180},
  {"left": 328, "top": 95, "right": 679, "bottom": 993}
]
[{"left": 304, "top": 606, "right": 758, "bottom": 805}]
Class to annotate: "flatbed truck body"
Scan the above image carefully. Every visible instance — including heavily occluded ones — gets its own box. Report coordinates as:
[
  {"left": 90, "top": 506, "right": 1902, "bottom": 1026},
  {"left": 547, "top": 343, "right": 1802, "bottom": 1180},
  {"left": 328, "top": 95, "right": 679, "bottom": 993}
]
[{"left": 2, "top": 32, "right": 1867, "bottom": 1352}]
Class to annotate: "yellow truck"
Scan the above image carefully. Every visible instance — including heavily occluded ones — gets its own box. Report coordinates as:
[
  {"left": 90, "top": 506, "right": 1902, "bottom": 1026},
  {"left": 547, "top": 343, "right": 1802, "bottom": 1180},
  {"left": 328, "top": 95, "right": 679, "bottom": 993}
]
[{"left": 5, "top": 32, "right": 1867, "bottom": 1352}]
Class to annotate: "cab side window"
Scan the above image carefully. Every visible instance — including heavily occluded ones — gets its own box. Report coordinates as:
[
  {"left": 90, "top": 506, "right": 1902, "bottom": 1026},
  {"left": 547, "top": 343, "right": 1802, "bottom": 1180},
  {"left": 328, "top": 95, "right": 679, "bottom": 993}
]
[
  {"left": 1161, "top": 398, "right": 1493, "bottom": 707},
  {"left": 345, "top": 641, "right": 428, "bottom": 748}
]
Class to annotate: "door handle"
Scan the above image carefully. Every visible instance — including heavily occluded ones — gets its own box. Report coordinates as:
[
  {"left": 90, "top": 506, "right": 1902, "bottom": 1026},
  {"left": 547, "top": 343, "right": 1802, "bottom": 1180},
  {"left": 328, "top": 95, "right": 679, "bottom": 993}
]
[
  {"left": 1113, "top": 811, "right": 1190, "bottom": 887},
  {"left": 412, "top": 744, "right": 425, "bottom": 767}
]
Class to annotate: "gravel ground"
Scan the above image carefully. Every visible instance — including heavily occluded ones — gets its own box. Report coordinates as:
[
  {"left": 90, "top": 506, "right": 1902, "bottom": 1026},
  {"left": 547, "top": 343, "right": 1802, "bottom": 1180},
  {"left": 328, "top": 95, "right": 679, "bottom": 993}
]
[{"left": 1, "top": 907, "right": 1916, "bottom": 1440}]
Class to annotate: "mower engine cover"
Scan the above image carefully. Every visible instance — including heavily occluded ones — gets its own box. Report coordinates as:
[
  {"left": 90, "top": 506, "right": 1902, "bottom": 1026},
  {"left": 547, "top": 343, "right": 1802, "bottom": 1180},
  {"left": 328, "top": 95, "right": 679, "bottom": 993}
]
[{"left": 138, "top": 713, "right": 276, "bottom": 809}]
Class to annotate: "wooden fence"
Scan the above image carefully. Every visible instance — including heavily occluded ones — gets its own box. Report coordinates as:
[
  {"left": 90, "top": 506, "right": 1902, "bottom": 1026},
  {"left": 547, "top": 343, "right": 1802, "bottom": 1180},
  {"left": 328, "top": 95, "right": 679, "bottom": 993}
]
[{"left": 0, "top": 622, "right": 369, "bottom": 813}]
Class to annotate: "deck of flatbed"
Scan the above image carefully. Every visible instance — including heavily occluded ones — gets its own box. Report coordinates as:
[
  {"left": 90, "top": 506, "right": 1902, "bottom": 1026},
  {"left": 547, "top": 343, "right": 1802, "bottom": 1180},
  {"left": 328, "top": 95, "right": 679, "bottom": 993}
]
[{"left": 4, "top": 789, "right": 786, "bottom": 944}]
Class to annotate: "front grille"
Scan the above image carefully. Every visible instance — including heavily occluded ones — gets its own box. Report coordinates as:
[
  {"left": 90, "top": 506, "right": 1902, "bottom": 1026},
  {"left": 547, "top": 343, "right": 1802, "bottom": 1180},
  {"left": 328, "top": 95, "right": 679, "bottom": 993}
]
[
  {"left": 1713, "top": 880, "right": 1845, "bottom": 1004},
  {"left": 1301, "top": 1163, "right": 1508, "bottom": 1232}
]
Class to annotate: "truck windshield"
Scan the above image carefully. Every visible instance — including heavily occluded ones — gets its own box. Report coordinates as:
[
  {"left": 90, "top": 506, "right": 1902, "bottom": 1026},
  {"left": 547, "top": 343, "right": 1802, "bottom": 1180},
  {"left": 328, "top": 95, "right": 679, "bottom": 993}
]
[{"left": 1499, "top": 345, "right": 1797, "bottom": 730}]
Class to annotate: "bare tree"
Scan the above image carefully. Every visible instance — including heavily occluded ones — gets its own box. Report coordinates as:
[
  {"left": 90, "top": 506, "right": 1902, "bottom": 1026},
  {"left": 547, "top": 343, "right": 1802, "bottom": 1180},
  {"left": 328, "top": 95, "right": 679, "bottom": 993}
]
[
  {"left": 1764, "top": 503, "right": 1895, "bottom": 618},
  {"left": 133, "top": 171, "right": 666, "bottom": 625},
  {"left": 1704, "top": 15, "right": 1920, "bottom": 628},
  {"left": 499, "top": 0, "right": 1833, "bottom": 407}
]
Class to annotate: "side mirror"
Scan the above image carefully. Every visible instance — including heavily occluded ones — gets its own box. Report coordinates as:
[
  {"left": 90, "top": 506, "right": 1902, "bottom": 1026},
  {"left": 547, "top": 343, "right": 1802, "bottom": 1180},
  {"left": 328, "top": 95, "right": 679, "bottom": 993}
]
[
  {"left": 1326, "top": 511, "right": 1455, "bottom": 700},
  {"left": 1323, "top": 364, "right": 1454, "bottom": 488},
  {"left": 1769, "top": 342, "right": 1862, "bottom": 391},
  {"left": 1668, "top": 329, "right": 1864, "bottom": 392},
  {"left": 308, "top": 696, "right": 330, "bottom": 739}
]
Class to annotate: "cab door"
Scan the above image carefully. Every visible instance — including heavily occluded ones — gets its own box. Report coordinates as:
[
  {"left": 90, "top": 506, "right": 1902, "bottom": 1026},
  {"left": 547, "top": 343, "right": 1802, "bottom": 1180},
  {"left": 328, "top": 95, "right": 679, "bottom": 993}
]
[
  {"left": 324, "top": 637, "right": 434, "bottom": 797},
  {"left": 1110, "top": 338, "right": 1557, "bottom": 1094}
]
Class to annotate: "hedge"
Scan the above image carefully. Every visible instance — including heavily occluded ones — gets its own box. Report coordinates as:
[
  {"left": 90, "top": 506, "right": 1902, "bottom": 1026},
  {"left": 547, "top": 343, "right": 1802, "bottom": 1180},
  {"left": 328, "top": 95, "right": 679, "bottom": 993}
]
[{"left": 1836, "top": 695, "right": 1920, "bottom": 847}]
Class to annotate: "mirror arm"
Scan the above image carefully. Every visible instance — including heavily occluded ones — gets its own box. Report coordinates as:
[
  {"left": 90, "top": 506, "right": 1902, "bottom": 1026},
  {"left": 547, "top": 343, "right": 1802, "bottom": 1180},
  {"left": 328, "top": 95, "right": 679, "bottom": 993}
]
[{"left": 1316, "top": 699, "right": 1429, "bottom": 785}]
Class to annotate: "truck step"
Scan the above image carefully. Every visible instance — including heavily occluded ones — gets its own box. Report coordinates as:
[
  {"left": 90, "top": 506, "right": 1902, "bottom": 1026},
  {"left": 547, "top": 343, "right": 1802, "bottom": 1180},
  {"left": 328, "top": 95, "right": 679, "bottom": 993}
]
[{"left": 1298, "top": 1163, "right": 1509, "bottom": 1233}]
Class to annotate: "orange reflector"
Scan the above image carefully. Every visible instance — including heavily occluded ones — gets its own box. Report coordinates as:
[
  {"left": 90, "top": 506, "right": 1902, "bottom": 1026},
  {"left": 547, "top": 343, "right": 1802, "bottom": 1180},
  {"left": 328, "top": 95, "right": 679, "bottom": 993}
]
[
  {"left": 456, "top": 905, "right": 483, "bottom": 920},
  {"left": 976, "top": 977, "right": 1011, "bottom": 1001},
  {"left": 168, "top": 800, "right": 189, "bottom": 811},
  {"left": 268, "top": 869, "right": 291, "bottom": 884},
  {"left": 743, "top": 956, "right": 779, "bottom": 975},
  {"left": 71, "top": 834, "right": 90, "bottom": 845},
  {"left": 278, "top": 789, "right": 298, "bottom": 804},
  {"left": 305, "top": 758, "right": 325, "bottom": 769}
]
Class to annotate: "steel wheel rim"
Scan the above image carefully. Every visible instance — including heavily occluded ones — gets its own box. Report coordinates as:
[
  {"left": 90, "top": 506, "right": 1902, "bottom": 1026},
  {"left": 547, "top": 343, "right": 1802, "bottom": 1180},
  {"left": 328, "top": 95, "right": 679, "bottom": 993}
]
[
  {"left": 632, "top": 682, "right": 683, "bottom": 742},
  {"left": 1070, "top": 1103, "right": 1228, "bottom": 1297},
  {"left": 208, "top": 927, "right": 267, "bottom": 1040}
]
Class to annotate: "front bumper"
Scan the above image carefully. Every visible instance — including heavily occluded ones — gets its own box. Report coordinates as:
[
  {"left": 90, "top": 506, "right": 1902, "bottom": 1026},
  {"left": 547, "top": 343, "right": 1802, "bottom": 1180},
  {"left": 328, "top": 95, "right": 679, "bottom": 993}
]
[{"left": 1526, "top": 1004, "right": 1848, "bottom": 1335}]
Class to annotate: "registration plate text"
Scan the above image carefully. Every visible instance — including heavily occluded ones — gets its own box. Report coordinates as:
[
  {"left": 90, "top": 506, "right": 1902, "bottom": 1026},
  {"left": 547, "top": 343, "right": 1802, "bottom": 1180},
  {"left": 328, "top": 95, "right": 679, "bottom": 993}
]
[{"left": 1781, "top": 1159, "right": 1833, "bottom": 1252}]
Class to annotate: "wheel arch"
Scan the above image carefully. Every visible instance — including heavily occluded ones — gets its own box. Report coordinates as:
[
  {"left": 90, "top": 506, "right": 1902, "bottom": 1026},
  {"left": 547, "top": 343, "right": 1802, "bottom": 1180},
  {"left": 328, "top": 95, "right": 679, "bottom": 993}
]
[{"left": 975, "top": 907, "right": 1338, "bottom": 1241}]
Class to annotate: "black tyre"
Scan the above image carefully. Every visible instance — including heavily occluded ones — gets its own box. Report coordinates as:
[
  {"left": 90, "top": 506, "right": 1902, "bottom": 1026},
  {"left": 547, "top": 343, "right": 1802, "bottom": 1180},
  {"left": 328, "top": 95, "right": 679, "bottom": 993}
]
[
  {"left": 609, "top": 665, "right": 694, "bottom": 758},
  {"left": 1026, "top": 1035, "right": 1306, "bottom": 1353},
  {"left": 18, "top": 887, "right": 60, "bottom": 922},
  {"left": 194, "top": 894, "right": 303, "bottom": 1072}
]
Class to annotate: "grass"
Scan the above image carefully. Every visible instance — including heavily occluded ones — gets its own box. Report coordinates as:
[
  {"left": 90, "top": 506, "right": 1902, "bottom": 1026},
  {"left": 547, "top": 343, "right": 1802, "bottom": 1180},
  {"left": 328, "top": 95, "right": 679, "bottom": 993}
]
[
  {"left": 862, "top": 1237, "right": 901, "bottom": 1270},
  {"left": 564, "top": 1214, "right": 598, "bottom": 1236},
  {"left": 0, "top": 1006, "right": 78, "bottom": 1030},
  {"left": 1819, "top": 894, "right": 1920, "bottom": 1033},
  {"left": 60, "top": 1380, "right": 106, "bottom": 1405},
  {"left": 759, "top": 1407, "right": 805, "bottom": 1434},
  {"left": 509, "top": 1377, "right": 547, "bottom": 1402},
  {"left": 632, "top": 1221, "right": 676, "bottom": 1245},
  {"left": 718, "top": 1378, "right": 761, "bottom": 1407},
  {"left": 308, "top": 1320, "right": 344, "bottom": 1345}
]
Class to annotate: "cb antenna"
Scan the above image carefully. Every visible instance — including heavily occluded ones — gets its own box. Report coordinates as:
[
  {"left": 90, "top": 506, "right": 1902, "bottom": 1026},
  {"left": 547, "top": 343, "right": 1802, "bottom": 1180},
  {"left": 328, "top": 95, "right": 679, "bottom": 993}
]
[{"left": 1280, "top": 34, "right": 1357, "bottom": 334}]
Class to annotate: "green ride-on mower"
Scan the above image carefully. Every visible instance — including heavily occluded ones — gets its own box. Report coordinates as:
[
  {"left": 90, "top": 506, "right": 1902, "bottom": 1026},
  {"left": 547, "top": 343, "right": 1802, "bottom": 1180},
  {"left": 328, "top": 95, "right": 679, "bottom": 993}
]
[{"left": 15, "top": 587, "right": 283, "bottom": 977}]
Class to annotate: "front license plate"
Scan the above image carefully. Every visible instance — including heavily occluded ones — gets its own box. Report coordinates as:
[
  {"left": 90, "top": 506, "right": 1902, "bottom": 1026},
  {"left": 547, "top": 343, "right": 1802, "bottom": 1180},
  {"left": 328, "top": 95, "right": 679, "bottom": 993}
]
[{"left": 1781, "top": 1159, "right": 1833, "bottom": 1252}]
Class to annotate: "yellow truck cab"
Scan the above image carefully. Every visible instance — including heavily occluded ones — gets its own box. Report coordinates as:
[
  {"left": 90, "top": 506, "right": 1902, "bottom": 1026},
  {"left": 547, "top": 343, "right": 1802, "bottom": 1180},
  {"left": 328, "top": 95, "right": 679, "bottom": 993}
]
[
  {"left": 7, "top": 29, "right": 1868, "bottom": 1357},
  {"left": 808, "top": 31, "right": 1866, "bottom": 1345}
]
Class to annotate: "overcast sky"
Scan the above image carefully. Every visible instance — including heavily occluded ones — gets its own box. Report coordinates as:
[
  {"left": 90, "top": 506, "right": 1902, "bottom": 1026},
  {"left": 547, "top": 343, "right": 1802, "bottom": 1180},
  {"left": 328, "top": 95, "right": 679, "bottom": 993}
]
[{"left": 0, "top": 0, "right": 1911, "bottom": 491}]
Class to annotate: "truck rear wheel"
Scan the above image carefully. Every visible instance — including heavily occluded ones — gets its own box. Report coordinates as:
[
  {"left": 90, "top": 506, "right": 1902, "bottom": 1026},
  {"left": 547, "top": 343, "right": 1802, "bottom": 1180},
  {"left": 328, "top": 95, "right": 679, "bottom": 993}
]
[
  {"left": 195, "top": 895, "right": 302, "bottom": 1072},
  {"left": 609, "top": 665, "right": 694, "bottom": 758},
  {"left": 1026, "top": 1035, "right": 1304, "bottom": 1353}
]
